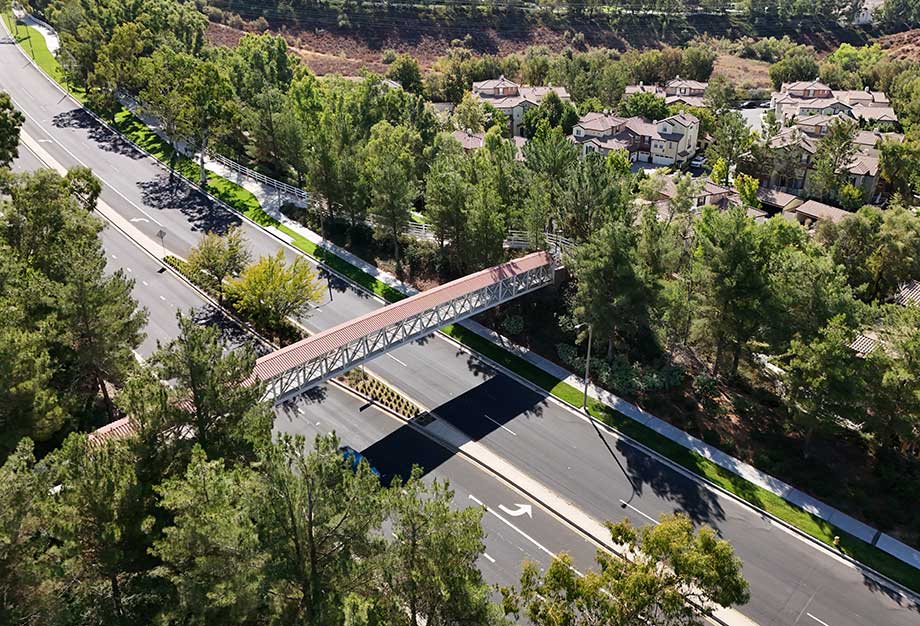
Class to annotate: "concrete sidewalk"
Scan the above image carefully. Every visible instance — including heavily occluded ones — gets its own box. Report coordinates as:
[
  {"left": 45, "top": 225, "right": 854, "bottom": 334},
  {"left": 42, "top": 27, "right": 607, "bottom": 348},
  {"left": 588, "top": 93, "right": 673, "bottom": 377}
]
[
  {"left": 214, "top": 155, "right": 920, "bottom": 572},
  {"left": 24, "top": 12, "right": 919, "bottom": 573}
]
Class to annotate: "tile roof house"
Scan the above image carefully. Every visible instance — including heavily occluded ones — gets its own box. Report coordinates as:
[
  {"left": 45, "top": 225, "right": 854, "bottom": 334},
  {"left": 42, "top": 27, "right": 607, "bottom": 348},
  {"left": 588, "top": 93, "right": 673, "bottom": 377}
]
[
  {"left": 772, "top": 82, "right": 898, "bottom": 129},
  {"left": 625, "top": 76, "right": 708, "bottom": 108},
  {"left": 784, "top": 199, "right": 851, "bottom": 226},
  {"left": 570, "top": 110, "right": 700, "bottom": 166},
  {"left": 472, "top": 76, "right": 571, "bottom": 138},
  {"left": 763, "top": 122, "right": 897, "bottom": 202},
  {"left": 895, "top": 280, "right": 920, "bottom": 307},
  {"left": 451, "top": 129, "right": 527, "bottom": 160}
]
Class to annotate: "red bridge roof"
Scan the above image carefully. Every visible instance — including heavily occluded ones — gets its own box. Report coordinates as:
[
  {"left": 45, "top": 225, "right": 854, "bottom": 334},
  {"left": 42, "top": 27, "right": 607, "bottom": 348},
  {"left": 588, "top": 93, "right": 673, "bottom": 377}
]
[{"left": 251, "top": 251, "right": 554, "bottom": 382}]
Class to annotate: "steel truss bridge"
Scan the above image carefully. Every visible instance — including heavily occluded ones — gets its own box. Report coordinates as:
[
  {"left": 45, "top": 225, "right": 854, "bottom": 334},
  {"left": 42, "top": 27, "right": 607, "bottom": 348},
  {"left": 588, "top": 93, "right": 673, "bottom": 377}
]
[{"left": 252, "top": 252, "right": 557, "bottom": 403}]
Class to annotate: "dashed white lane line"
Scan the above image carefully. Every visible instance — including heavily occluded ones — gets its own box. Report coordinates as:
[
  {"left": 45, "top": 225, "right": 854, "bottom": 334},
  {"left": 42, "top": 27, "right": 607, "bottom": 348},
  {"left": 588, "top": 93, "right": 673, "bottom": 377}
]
[
  {"left": 807, "top": 613, "right": 831, "bottom": 626},
  {"left": 619, "top": 500, "right": 658, "bottom": 525},
  {"left": 482, "top": 552, "right": 496, "bottom": 564},
  {"left": 483, "top": 414, "right": 517, "bottom": 436},
  {"left": 142, "top": 280, "right": 148, "bottom": 286},
  {"left": 10, "top": 95, "right": 166, "bottom": 228},
  {"left": 387, "top": 354, "right": 407, "bottom": 367},
  {"left": 126, "top": 267, "right": 132, "bottom": 272},
  {"left": 468, "top": 494, "right": 582, "bottom": 575},
  {"left": 159, "top": 295, "right": 166, "bottom": 301}
]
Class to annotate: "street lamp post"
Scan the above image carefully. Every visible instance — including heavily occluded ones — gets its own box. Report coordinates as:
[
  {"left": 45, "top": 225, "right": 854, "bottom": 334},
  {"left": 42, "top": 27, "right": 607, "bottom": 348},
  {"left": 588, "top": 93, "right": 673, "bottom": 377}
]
[
  {"left": 314, "top": 197, "right": 334, "bottom": 303},
  {"left": 575, "top": 322, "right": 593, "bottom": 412}
]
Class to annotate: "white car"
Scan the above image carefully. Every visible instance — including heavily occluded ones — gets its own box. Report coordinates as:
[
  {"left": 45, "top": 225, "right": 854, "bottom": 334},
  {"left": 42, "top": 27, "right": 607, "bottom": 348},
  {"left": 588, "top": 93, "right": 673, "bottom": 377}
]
[{"left": 690, "top": 156, "right": 707, "bottom": 169}]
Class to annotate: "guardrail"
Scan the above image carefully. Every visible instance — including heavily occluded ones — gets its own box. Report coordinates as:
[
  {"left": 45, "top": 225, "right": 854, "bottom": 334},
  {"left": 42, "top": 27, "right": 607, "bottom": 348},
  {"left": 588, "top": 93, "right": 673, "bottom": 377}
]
[
  {"left": 213, "top": 150, "right": 573, "bottom": 259},
  {"left": 208, "top": 152, "right": 309, "bottom": 202}
]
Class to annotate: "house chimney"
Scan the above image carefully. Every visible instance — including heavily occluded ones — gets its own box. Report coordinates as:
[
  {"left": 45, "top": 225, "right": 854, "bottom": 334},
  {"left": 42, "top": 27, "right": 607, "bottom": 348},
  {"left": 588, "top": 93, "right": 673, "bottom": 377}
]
[
  {"left": 639, "top": 80, "right": 643, "bottom": 87},
  {"left": 864, "top": 86, "right": 870, "bottom": 92},
  {"left": 675, "top": 74, "right": 680, "bottom": 79}
]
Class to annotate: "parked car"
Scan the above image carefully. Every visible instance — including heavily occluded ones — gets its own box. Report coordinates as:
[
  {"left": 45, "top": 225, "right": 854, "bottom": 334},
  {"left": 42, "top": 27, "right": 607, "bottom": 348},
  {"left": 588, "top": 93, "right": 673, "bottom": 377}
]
[
  {"left": 690, "top": 155, "right": 707, "bottom": 169},
  {"left": 340, "top": 445, "right": 382, "bottom": 479}
]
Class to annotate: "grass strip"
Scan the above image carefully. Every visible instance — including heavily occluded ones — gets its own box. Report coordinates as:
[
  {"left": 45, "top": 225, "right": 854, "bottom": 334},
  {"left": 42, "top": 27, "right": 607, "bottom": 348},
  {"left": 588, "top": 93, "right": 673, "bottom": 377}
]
[
  {"left": 106, "top": 105, "right": 920, "bottom": 591},
  {"left": 9, "top": 11, "right": 918, "bottom": 592},
  {"left": 2, "top": 13, "right": 85, "bottom": 101},
  {"left": 442, "top": 322, "right": 920, "bottom": 593}
]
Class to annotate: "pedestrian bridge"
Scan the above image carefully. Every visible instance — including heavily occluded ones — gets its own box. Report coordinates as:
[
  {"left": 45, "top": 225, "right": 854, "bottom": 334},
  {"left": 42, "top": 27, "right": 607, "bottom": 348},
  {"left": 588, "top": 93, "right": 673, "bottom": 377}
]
[{"left": 252, "top": 251, "right": 557, "bottom": 403}]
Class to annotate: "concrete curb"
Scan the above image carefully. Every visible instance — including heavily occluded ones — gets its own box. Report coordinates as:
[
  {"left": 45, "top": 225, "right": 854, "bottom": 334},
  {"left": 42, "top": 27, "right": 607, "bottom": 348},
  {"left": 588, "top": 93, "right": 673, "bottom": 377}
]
[
  {"left": 7, "top": 15, "right": 918, "bottom": 602},
  {"left": 430, "top": 323, "right": 920, "bottom": 606}
]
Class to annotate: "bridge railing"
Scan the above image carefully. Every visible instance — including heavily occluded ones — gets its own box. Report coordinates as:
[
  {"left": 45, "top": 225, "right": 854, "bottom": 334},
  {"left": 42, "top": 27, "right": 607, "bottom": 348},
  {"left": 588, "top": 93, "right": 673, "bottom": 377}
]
[{"left": 255, "top": 252, "right": 556, "bottom": 402}]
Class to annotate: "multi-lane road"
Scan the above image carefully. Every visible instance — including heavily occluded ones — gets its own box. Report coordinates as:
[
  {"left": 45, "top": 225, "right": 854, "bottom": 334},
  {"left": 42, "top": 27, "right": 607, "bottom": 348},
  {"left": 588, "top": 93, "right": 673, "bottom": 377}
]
[
  {"left": 5, "top": 29, "right": 919, "bottom": 626},
  {"left": 15, "top": 143, "right": 601, "bottom": 598}
]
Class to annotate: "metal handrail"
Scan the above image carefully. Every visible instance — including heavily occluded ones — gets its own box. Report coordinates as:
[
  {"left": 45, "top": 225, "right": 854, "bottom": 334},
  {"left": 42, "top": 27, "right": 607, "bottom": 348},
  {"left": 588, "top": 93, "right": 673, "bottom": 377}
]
[
  {"left": 208, "top": 152, "right": 308, "bottom": 201},
  {"left": 213, "top": 151, "right": 573, "bottom": 258}
]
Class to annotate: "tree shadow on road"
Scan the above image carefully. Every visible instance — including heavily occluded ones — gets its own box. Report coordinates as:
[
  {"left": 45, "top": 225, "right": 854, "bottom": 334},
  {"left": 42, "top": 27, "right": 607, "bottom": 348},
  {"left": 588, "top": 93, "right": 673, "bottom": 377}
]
[
  {"left": 612, "top": 434, "right": 726, "bottom": 528},
  {"left": 52, "top": 108, "right": 144, "bottom": 159},
  {"left": 188, "top": 305, "right": 269, "bottom": 356},
  {"left": 860, "top": 570, "right": 920, "bottom": 615},
  {"left": 137, "top": 175, "right": 241, "bottom": 235}
]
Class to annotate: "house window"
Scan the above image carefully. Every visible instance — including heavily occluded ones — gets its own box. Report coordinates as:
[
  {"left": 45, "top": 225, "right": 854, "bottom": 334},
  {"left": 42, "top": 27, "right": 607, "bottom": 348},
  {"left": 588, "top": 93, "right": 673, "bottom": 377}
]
[{"left": 574, "top": 128, "right": 582, "bottom": 137}]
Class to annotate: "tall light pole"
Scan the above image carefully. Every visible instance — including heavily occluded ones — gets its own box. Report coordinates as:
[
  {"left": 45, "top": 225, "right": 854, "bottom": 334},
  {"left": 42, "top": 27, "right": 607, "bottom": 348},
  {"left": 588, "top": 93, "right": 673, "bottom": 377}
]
[{"left": 574, "top": 322, "right": 593, "bottom": 412}]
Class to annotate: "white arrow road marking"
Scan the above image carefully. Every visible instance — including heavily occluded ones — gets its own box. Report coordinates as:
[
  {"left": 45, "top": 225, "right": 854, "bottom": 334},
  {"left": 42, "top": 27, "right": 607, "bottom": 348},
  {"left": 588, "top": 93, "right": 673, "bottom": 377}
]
[
  {"left": 499, "top": 503, "right": 533, "bottom": 518},
  {"left": 483, "top": 414, "right": 517, "bottom": 436},
  {"left": 130, "top": 217, "right": 150, "bottom": 223},
  {"left": 469, "top": 494, "right": 583, "bottom": 576},
  {"left": 807, "top": 613, "right": 831, "bottom": 626}
]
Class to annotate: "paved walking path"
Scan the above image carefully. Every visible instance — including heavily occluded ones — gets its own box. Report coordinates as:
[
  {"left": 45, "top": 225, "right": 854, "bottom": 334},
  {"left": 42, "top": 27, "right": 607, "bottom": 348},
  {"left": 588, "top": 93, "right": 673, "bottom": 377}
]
[
  {"left": 19, "top": 13, "right": 920, "bottom": 573},
  {"left": 214, "top": 155, "right": 920, "bottom": 571},
  {"left": 11, "top": 9, "right": 58, "bottom": 53}
]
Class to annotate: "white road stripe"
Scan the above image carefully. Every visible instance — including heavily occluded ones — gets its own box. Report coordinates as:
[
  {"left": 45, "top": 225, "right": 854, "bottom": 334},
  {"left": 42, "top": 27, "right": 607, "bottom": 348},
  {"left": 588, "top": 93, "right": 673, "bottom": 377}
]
[
  {"left": 807, "top": 613, "right": 831, "bottom": 626},
  {"left": 482, "top": 552, "right": 496, "bottom": 564},
  {"left": 387, "top": 354, "right": 407, "bottom": 367},
  {"left": 483, "top": 414, "right": 517, "bottom": 436},
  {"left": 142, "top": 280, "right": 148, "bottom": 286},
  {"left": 159, "top": 295, "right": 166, "bottom": 301},
  {"left": 10, "top": 95, "right": 166, "bottom": 227},
  {"left": 619, "top": 500, "right": 658, "bottom": 525},
  {"left": 468, "top": 494, "right": 583, "bottom": 576}
]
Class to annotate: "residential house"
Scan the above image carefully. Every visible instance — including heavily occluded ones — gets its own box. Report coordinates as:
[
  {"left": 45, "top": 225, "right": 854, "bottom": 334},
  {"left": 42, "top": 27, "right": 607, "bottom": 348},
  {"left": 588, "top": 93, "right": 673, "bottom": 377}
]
[
  {"left": 569, "top": 111, "right": 700, "bottom": 166},
  {"left": 471, "top": 76, "right": 571, "bottom": 138},
  {"left": 772, "top": 80, "right": 898, "bottom": 129},
  {"left": 757, "top": 187, "right": 804, "bottom": 215},
  {"left": 784, "top": 198, "right": 851, "bottom": 227},
  {"left": 451, "top": 129, "right": 527, "bottom": 160},
  {"left": 761, "top": 121, "right": 901, "bottom": 202},
  {"left": 625, "top": 77, "right": 708, "bottom": 108}
]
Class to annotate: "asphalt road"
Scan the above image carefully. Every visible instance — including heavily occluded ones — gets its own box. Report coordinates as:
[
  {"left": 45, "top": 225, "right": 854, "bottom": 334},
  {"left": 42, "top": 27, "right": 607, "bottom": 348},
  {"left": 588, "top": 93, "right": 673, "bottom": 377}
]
[
  {"left": 4, "top": 33, "right": 919, "bottom": 626},
  {"left": 4, "top": 166, "right": 602, "bottom": 600}
]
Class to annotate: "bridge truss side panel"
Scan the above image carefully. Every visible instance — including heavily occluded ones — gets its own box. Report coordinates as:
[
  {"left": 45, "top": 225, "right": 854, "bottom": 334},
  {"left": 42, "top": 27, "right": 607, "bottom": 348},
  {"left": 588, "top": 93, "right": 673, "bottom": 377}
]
[{"left": 262, "top": 262, "right": 554, "bottom": 402}]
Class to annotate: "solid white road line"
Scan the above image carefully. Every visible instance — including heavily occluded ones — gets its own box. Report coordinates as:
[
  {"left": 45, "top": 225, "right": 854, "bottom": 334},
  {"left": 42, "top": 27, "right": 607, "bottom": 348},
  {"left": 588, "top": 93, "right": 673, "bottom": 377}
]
[
  {"left": 482, "top": 552, "right": 496, "bottom": 564},
  {"left": 468, "top": 494, "right": 583, "bottom": 576},
  {"left": 619, "top": 500, "right": 658, "bottom": 525},
  {"left": 807, "top": 612, "right": 832, "bottom": 626},
  {"left": 387, "top": 354, "right": 408, "bottom": 367},
  {"left": 10, "top": 95, "right": 166, "bottom": 227},
  {"left": 483, "top": 414, "right": 517, "bottom": 436}
]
